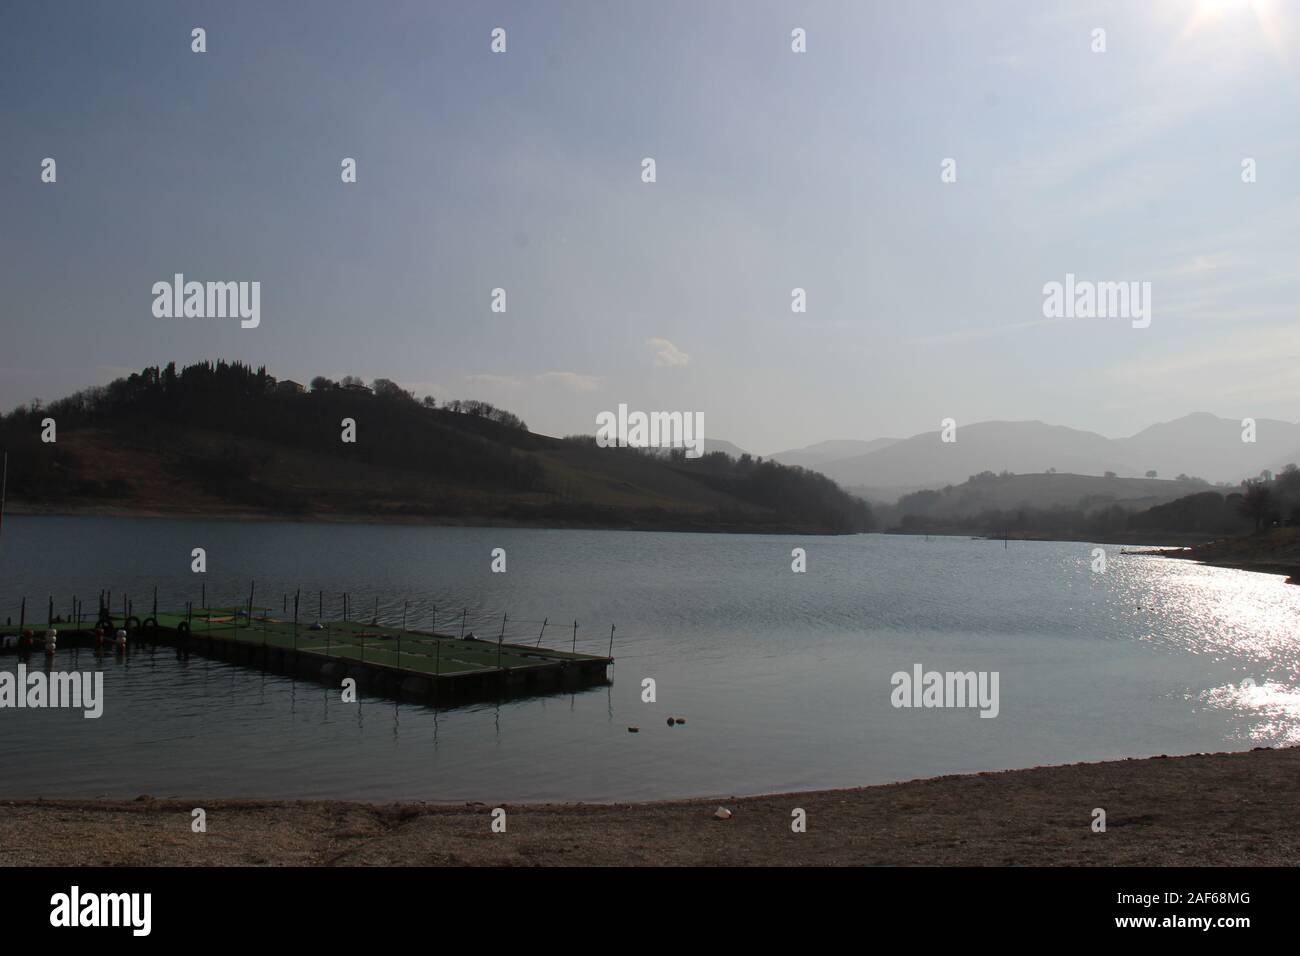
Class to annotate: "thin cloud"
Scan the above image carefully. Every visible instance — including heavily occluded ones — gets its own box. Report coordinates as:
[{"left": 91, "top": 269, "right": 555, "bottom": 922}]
[
  {"left": 648, "top": 337, "right": 690, "bottom": 367},
  {"left": 536, "top": 371, "right": 603, "bottom": 392},
  {"left": 465, "top": 372, "right": 602, "bottom": 393}
]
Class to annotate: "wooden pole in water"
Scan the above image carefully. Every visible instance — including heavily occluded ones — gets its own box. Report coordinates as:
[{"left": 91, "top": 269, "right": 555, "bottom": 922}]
[
  {"left": 398, "top": 601, "right": 406, "bottom": 661},
  {"left": 48, "top": 596, "right": 53, "bottom": 626},
  {"left": 19, "top": 596, "right": 25, "bottom": 630},
  {"left": 572, "top": 620, "right": 577, "bottom": 653},
  {"left": 608, "top": 624, "right": 615, "bottom": 659},
  {"left": 152, "top": 586, "right": 157, "bottom": 617},
  {"left": 497, "top": 613, "right": 506, "bottom": 669},
  {"left": 536, "top": 617, "right": 547, "bottom": 647},
  {"left": 201, "top": 581, "right": 205, "bottom": 610},
  {"left": 318, "top": 590, "right": 322, "bottom": 621},
  {"left": 373, "top": 596, "right": 378, "bottom": 624},
  {"left": 460, "top": 608, "right": 466, "bottom": 639}
]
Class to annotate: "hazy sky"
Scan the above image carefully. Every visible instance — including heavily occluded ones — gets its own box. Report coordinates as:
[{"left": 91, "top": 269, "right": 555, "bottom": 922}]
[{"left": 2, "top": 0, "right": 1297, "bottom": 455}]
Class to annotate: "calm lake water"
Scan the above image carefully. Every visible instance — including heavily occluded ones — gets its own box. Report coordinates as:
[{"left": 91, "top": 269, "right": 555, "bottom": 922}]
[{"left": 1, "top": 515, "right": 1297, "bottom": 802}]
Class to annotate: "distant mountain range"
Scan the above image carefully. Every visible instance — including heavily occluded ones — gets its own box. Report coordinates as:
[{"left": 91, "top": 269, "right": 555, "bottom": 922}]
[
  {"left": 756, "top": 414, "right": 1300, "bottom": 502},
  {"left": 770, "top": 438, "right": 902, "bottom": 470}
]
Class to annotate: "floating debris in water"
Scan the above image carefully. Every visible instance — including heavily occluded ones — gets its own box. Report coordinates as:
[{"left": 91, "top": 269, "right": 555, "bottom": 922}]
[{"left": 627, "top": 726, "right": 639, "bottom": 733}]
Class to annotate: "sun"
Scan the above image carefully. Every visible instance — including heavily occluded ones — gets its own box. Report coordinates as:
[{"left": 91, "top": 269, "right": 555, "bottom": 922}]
[{"left": 1180, "top": 0, "right": 1292, "bottom": 63}]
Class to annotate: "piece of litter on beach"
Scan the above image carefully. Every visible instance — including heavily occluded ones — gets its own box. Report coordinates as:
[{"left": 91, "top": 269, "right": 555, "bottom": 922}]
[
  {"left": 667, "top": 717, "right": 675, "bottom": 726},
  {"left": 627, "top": 727, "right": 639, "bottom": 733},
  {"left": 674, "top": 717, "right": 686, "bottom": 724},
  {"left": 714, "top": 807, "right": 732, "bottom": 820}
]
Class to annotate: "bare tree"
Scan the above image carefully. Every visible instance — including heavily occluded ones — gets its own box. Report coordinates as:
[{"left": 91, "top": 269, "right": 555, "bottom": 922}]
[{"left": 1238, "top": 480, "right": 1273, "bottom": 532}]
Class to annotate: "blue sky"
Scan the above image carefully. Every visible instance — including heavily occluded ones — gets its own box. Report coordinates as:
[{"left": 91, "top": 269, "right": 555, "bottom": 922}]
[{"left": 2, "top": 0, "right": 1297, "bottom": 454}]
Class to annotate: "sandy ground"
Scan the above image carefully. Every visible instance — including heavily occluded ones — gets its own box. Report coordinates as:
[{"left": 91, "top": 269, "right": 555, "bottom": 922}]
[{"left": 1, "top": 747, "right": 1295, "bottom": 866}]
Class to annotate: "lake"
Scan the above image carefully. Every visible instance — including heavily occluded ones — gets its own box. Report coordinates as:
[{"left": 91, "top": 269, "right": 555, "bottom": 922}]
[{"left": 1, "top": 515, "right": 1296, "bottom": 802}]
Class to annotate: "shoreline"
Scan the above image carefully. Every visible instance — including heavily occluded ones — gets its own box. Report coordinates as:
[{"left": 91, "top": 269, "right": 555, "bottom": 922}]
[
  {"left": 3, "top": 747, "right": 1295, "bottom": 866},
  {"left": 885, "top": 528, "right": 1300, "bottom": 578},
  {"left": 1, "top": 502, "right": 857, "bottom": 536}
]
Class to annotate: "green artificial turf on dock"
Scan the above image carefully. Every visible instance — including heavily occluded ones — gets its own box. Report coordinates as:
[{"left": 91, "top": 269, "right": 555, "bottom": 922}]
[{"left": 2, "top": 607, "right": 607, "bottom": 680}]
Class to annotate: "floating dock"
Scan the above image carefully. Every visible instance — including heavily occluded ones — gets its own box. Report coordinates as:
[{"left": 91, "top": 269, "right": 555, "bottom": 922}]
[{"left": 0, "top": 604, "right": 613, "bottom": 705}]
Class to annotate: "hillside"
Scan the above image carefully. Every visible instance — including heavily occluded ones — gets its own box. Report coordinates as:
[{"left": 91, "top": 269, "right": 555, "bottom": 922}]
[
  {"left": 770, "top": 438, "right": 900, "bottom": 470},
  {"left": 823, "top": 421, "right": 1135, "bottom": 493},
  {"left": 883, "top": 472, "right": 1212, "bottom": 521},
  {"left": 0, "top": 362, "right": 872, "bottom": 534},
  {"left": 1115, "top": 413, "right": 1300, "bottom": 483},
  {"left": 872, "top": 464, "right": 1300, "bottom": 549},
  {"left": 775, "top": 414, "right": 1300, "bottom": 498}
]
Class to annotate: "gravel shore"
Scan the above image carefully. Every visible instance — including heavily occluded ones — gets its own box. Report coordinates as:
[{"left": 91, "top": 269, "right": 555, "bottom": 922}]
[{"left": 2, "top": 747, "right": 1295, "bottom": 866}]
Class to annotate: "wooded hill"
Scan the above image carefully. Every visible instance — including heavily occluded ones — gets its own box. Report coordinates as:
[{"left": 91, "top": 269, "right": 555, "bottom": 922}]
[{"left": 0, "top": 361, "right": 873, "bottom": 534}]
